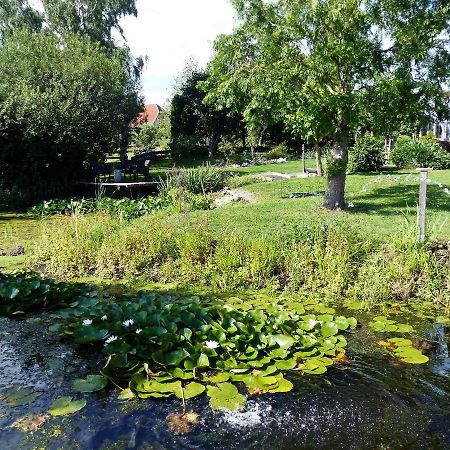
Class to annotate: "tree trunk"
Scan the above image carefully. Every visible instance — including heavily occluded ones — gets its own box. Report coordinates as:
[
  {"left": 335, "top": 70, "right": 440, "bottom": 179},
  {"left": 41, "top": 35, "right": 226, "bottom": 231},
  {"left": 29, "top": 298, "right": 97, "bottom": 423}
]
[
  {"left": 315, "top": 141, "right": 323, "bottom": 177},
  {"left": 323, "top": 139, "right": 348, "bottom": 209},
  {"left": 119, "top": 127, "right": 130, "bottom": 163},
  {"left": 208, "top": 132, "right": 219, "bottom": 158}
]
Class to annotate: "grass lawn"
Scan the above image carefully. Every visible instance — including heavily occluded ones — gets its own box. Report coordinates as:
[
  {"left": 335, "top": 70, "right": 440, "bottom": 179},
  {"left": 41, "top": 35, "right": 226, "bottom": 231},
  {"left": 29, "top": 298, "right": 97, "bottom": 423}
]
[
  {"left": 189, "top": 168, "right": 450, "bottom": 241},
  {"left": 1, "top": 168, "right": 449, "bottom": 272}
]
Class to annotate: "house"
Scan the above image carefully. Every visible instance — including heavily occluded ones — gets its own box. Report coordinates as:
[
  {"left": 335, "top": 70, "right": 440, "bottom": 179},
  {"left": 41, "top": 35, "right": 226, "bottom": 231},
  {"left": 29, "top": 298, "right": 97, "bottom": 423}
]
[{"left": 136, "top": 104, "right": 162, "bottom": 127}]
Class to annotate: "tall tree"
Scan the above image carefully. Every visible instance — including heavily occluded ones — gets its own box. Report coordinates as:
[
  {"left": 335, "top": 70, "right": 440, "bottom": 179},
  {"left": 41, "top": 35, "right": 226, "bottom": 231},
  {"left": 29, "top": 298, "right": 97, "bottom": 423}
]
[
  {"left": 206, "top": 0, "right": 450, "bottom": 209},
  {"left": 0, "top": 0, "right": 43, "bottom": 42},
  {"left": 42, "top": 0, "right": 137, "bottom": 46},
  {"left": 0, "top": 30, "right": 142, "bottom": 193},
  {"left": 171, "top": 69, "right": 243, "bottom": 158}
]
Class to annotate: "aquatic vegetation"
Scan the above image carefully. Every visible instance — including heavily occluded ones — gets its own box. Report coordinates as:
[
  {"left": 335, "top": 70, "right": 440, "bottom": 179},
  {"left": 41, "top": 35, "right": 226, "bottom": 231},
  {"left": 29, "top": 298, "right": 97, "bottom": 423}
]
[
  {"left": 53, "top": 292, "right": 357, "bottom": 411},
  {"left": 0, "top": 272, "right": 96, "bottom": 315},
  {"left": 10, "top": 414, "right": 50, "bottom": 432},
  {"left": 379, "top": 338, "right": 429, "bottom": 364},
  {"left": 72, "top": 375, "right": 108, "bottom": 393},
  {"left": 0, "top": 386, "right": 42, "bottom": 407},
  {"left": 48, "top": 397, "right": 87, "bottom": 416},
  {"left": 369, "top": 316, "right": 414, "bottom": 333}
]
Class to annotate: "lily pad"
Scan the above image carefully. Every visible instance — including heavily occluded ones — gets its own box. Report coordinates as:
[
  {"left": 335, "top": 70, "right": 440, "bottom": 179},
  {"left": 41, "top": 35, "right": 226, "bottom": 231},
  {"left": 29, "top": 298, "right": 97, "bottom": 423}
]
[
  {"left": 0, "top": 387, "right": 42, "bottom": 407},
  {"left": 72, "top": 375, "right": 108, "bottom": 393},
  {"left": 174, "top": 382, "right": 205, "bottom": 400},
  {"left": 48, "top": 397, "right": 87, "bottom": 416}
]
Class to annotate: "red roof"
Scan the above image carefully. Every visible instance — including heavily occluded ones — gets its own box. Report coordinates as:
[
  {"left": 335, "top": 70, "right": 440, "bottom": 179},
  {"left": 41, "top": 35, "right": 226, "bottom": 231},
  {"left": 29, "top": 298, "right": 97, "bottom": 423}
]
[{"left": 136, "top": 104, "right": 162, "bottom": 126}]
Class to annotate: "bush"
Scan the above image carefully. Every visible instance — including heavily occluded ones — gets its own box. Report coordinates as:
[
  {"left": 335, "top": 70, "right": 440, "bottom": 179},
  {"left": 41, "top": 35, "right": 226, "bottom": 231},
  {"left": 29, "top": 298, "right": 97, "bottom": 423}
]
[
  {"left": 161, "top": 166, "right": 228, "bottom": 194},
  {"left": 391, "top": 137, "right": 450, "bottom": 169},
  {"left": 265, "top": 144, "right": 289, "bottom": 160},
  {"left": 348, "top": 135, "right": 385, "bottom": 173},
  {"left": 132, "top": 123, "right": 157, "bottom": 154}
]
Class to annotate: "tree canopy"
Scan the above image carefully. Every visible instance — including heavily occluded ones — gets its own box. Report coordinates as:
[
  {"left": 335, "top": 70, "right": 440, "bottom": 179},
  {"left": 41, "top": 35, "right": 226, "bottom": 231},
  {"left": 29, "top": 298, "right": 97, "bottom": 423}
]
[{"left": 205, "top": 0, "right": 450, "bottom": 208}]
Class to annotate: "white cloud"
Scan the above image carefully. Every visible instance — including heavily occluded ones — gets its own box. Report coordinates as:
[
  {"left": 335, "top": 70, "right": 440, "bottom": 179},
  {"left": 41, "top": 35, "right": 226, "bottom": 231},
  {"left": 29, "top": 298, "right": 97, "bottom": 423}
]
[{"left": 121, "top": 0, "right": 236, "bottom": 105}]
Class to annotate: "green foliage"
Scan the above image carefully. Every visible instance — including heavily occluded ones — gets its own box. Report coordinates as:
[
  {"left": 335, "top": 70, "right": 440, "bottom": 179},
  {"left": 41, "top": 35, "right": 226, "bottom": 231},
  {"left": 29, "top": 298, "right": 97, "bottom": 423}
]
[
  {"left": 265, "top": 144, "right": 289, "bottom": 160},
  {"left": 41, "top": 0, "right": 137, "bottom": 47},
  {"left": 53, "top": 287, "right": 356, "bottom": 409},
  {"left": 170, "top": 69, "right": 242, "bottom": 158},
  {"left": 368, "top": 316, "right": 414, "bottom": 333},
  {"left": 348, "top": 135, "right": 385, "bottom": 173},
  {"left": 391, "top": 137, "right": 450, "bottom": 169},
  {"left": 324, "top": 157, "right": 347, "bottom": 178},
  {"left": 205, "top": 0, "right": 450, "bottom": 207},
  {"left": 226, "top": 174, "right": 266, "bottom": 189},
  {"left": 379, "top": 338, "right": 429, "bottom": 364},
  {"left": 0, "top": 30, "right": 142, "bottom": 195},
  {"left": 29, "top": 193, "right": 213, "bottom": 220},
  {"left": 132, "top": 123, "right": 157, "bottom": 154},
  {"left": 48, "top": 396, "right": 86, "bottom": 416},
  {"left": 0, "top": 272, "right": 95, "bottom": 315},
  {"left": 161, "top": 166, "right": 228, "bottom": 194}
]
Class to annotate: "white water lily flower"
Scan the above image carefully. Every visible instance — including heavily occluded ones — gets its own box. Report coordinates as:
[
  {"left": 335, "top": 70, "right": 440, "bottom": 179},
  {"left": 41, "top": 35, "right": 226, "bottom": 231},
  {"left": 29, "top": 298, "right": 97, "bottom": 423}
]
[
  {"left": 205, "top": 340, "right": 219, "bottom": 349},
  {"left": 122, "top": 319, "right": 134, "bottom": 327},
  {"left": 105, "top": 335, "right": 118, "bottom": 345},
  {"left": 136, "top": 329, "right": 143, "bottom": 334},
  {"left": 82, "top": 319, "right": 93, "bottom": 326},
  {"left": 101, "top": 315, "right": 108, "bottom": 321},
  {"left": 348, "top": 202, "right": 354, "bottom": 208}
]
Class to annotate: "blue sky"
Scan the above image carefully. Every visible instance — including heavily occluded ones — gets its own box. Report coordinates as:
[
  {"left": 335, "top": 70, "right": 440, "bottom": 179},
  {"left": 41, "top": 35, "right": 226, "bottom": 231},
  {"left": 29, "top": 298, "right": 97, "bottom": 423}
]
[{"left": 121, "top": 0, "right": 236, "bottom": 106}]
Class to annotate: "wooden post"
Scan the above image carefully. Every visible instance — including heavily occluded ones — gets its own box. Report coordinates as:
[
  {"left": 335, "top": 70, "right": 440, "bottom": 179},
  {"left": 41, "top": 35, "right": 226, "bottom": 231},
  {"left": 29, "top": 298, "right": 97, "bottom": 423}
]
[
  {"left": 302, "top": 144, "right": 306, "bottom": 173},
  {"left": 417, "top": 168, "right": 431, "bottom": 243}
]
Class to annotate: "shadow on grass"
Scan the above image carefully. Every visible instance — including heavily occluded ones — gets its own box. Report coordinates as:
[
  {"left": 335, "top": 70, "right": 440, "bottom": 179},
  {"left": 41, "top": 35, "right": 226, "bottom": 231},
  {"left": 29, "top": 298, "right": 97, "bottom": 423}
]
[{"left": 352, "top": 184, "right": 450, "bottom": 216}]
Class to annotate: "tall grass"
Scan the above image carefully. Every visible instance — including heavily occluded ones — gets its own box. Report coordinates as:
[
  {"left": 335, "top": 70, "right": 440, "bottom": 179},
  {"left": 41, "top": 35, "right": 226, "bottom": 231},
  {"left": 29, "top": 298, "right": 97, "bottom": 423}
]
[
  {"left": 32, "top": 213, "right": 450, "bottom": 309},
  {"left": 160, "top": 166, "right": 228, "bottom": 194}
]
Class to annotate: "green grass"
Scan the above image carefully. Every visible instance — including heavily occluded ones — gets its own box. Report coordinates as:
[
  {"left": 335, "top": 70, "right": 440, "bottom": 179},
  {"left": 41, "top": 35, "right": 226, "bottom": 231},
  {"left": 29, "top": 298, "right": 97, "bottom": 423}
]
[
  {"left": 187, "top": 168, "right": 450, "bottom": 241},
  {"left": 1, "top": 168, "right": 449, "bottom": 274}
]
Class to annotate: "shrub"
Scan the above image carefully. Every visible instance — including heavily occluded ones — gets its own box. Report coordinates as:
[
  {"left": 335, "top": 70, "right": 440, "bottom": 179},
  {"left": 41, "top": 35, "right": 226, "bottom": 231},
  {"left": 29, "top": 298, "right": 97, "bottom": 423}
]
[
  {"left": 391, "top": 137, "right": 450, "bottom": 169},
  {"left": 348, "top": 135, "right": 385, "bottom": 173},
  {"left": 265, "top": 144, "right": 289, "bottom": 160},
  {"left": 132, "top": 123, "right": 157, "bottom": 154},
  {"left": 161, "top": 166, "right": 228, "bottom": 194}
]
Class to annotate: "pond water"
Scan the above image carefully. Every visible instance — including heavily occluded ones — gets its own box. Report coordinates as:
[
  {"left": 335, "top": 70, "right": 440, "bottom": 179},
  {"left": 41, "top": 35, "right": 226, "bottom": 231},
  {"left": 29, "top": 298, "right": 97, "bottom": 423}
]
[{"left": 0, "top": 312, "right": 449, "bottom": 450}]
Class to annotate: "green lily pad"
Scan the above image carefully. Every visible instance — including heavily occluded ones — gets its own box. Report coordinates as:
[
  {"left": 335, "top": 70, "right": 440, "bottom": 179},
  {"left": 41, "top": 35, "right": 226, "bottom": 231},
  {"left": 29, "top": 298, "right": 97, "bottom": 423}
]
[
  {"left": 275, "top": 359, "right": 297, "bottom": 370},
  {"left": 395, "top": 324, "right": 414, "bottom": 333},
  {"left": 267, "top": 375, "right": 293, "bottom": 393},
  {"left": 202, "top": 372, "right": 230, "bottom": 383},
  {"left": 273, "top": 335, "right": 295, "bottom": 349},
  {"left": 321, "top": 322, "right": 339, "bottom": 337},
  {"left": 0, "top": 387, "right": 42, "bottom": 407},
  {"left": 73, "top": 327, "right": 109, "bottom": 344},
  {"left": 48, "top": 397, "right": 87, "bottom": 416},
  {"left": 72, "top": 375, "right": 108, "bottom": 393},
  {"left": 153, "top": 349, "right": 190, "bottom": 366},
  {"left": 174, "top": 382, "right": 205, "bottom": 400},
  {"left": 209, "top": 394, "right": 246, "bottom": 412}
]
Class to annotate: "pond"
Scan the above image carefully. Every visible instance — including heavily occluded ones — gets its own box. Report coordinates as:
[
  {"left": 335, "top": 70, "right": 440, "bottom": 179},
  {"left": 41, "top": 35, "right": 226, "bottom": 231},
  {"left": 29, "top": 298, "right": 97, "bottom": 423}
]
[{"left": 0, "top": 306, "right": 449, "bottom": 450}]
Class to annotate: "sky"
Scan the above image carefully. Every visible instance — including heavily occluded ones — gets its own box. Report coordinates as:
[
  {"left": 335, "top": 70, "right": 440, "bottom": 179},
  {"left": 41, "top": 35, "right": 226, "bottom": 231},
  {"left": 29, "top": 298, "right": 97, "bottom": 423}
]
[{"left": 120, "top": 0, "right": 236, "bottom": 106}]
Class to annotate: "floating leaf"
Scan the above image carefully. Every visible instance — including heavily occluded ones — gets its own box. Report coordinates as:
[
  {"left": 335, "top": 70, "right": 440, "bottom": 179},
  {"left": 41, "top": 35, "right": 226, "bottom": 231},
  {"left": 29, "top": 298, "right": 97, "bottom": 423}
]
[
  {"left": 321, "top": 322, "right": 339, "bottom": 337},
  {"left": 72, "top": 375, "right": 108, "bottom": 393},
  {"left": 10, "top": 414, "right": 49, "bottom": 432},
  {"left": 153, "top": 349, "right": 190, "bottom": 366},
  {"left": 0, "top": 387, "right": 42, "bottom": 407},
  {"left": 174, "top": 382, "right": 205, "bottom": 400},
  {"left": 48, "top": 397, "right": 87, "bottom": 416}
]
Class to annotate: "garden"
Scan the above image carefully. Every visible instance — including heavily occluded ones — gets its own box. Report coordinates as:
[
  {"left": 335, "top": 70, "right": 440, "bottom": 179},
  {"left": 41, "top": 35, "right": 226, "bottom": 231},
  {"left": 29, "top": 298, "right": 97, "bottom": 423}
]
[{"left": 1, "top": 1, "right": 450, "bottom": 449}]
